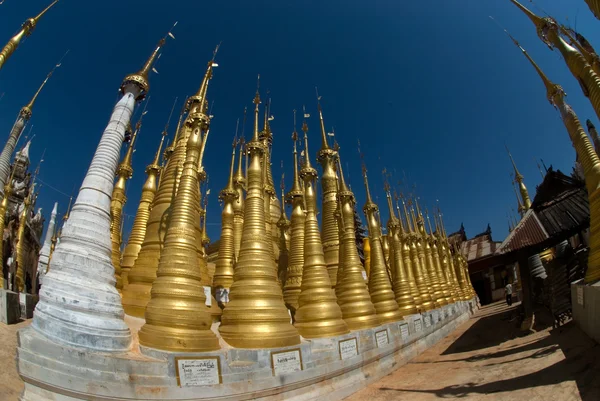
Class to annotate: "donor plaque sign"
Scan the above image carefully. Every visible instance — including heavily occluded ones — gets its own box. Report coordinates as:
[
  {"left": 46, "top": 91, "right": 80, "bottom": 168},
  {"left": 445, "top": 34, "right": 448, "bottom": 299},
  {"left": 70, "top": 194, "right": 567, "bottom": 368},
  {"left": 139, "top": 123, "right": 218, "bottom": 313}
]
[
  {"left": 176, "top": 357, "right": 221, "bottom": 387},
  {"left": 339, "top": 337, "right": 359, "bottom": 360},
  {"left": 271, "top": 349, "right": 302, "bottom": 376},
  {"left": 375, "top": 330, "right": 389, "bottom": 348}
]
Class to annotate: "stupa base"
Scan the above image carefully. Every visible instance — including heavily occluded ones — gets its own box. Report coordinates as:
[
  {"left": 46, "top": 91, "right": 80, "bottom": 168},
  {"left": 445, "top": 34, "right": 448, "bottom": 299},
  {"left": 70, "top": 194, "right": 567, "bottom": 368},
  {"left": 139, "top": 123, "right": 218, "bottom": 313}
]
[{"left": 17, "top": 299, "right": 478, "bottom": 401}]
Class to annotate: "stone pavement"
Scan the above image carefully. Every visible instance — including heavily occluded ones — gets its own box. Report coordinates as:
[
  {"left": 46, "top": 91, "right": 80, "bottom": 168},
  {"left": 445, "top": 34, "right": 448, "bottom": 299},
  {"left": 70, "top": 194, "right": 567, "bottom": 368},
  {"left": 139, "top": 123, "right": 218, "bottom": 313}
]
[{"left": 346, "top": 301, "right": 600, "bottom": 401}]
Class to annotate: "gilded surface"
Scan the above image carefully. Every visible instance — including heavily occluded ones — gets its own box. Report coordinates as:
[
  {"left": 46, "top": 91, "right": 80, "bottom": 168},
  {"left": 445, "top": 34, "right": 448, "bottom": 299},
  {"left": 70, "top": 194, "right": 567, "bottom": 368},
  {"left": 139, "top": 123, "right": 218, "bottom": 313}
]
[
  {"left": 294, "top": 128, "right": 348, "bottom": 338},
  {"left": 219, "top": 92, "right": 300, "bottom": 348},
  {"left": 232, "top": 141, "right": 246, "bottom": 260},
  {"left": 139, "top": 108, "right": 219, "bottom": 352},
  {"left": 120, "top": 134, "right": 164, "bottom": 286},
  {"left": 361, "top": 169, "right": 402, "bottom": 323},
  {"left": 334, "top": 156, "right": 379, "bottom": 330}
]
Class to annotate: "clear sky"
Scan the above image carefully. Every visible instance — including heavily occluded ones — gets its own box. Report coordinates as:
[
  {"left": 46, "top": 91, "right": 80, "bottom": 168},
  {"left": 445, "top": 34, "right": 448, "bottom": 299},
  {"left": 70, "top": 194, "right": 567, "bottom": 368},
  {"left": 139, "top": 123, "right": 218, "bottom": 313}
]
[{"left": 0, "top": 0, "right": 599, "bottom": 244}]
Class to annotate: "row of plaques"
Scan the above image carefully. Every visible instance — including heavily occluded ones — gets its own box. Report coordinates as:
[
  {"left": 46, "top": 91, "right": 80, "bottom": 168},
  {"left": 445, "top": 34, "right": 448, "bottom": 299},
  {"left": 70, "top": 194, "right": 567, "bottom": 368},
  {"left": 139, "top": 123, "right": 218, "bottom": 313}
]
[
  {"left": 174, "top": 304, "right": 468, "bottom": 387},
  {"left": 174, "top": 319, "right": 428, "bottom": 387}
]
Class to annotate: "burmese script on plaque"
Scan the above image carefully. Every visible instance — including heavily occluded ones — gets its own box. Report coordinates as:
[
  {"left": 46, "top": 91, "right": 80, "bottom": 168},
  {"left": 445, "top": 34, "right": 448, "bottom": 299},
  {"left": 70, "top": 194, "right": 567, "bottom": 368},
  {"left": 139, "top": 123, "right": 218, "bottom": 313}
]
[
  {"left": 177, "top": 358, "right": 220, "bottom": 387},
  {"left": 339, "top": 338, "right": 358, "bottom": 360},
  {"left": 375, "top": 330, "right": 389, "bottom": 348},
  {"left": 272, "top": 349, "right": 302, "bottom": 376},
  {"left": 414, "top": 319, "right": 422, "bottom": 332},
  {"left": 399, "top": 323, "right": 409, "bottom": 340}
]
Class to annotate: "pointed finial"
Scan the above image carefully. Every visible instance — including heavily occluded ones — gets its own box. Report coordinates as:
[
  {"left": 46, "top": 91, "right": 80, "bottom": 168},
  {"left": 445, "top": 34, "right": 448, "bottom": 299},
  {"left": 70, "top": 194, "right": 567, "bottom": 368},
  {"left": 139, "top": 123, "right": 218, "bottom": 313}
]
[
  {"left": 504, "top": 143, "right": 523, "bottom": 179},
  {"left": 224, "top": 127, "right": 238, "bottom": 192},
  {"left": 491, "top": 16, "right": 564, "bottom": 105},
  {"left": 359, "top": 142, "right": 374, "bottom": 205},
  {"left": 288, "top": 109, "right": 303, "bottom": 196},
  {"left": 315, "top": 87, "right": 331, "bottom": 151},
  {"left": 63, "top": 196, "right": 73, "bottom": 222},
  {"left": 121, "top": 23, "right": 176, "bottom": 100},
  {"left": 0, "top": 1, "right": 60, "bottom": 71},
  {"left": 252, "top": 75, "right": 262, "bottom": 143},
  {"left": 383, "top": 170, "right": 396, "bottom": 221},
  {"left": 425, "top": 208, "right": 434, "bottom": 235},
  {"left": 506, "top": 1, "right": 547, "bottom": 36},
  {"left": 301, "top": 106, "right": 314, "bottom": 171},
  {"left": 20, "top": 51, "right": 67, "bottom": 119}
]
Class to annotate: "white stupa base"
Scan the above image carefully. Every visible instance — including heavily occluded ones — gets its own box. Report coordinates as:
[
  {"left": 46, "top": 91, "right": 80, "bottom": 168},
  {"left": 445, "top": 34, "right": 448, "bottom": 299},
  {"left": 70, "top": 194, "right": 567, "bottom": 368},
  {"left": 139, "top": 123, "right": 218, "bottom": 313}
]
[{"left": 17, "top": 299, "right": 478, "bottom": 401}]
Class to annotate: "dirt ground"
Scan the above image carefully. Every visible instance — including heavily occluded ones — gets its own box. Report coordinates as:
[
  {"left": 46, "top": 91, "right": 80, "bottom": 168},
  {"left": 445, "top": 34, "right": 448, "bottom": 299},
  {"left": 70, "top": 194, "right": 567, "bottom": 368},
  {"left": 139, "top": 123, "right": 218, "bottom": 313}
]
[
  {"left": 346, "top": 301, "right": 600, "bottom": 401},
  {"left": 1, "top": 302, "right": 599, "bottom": 401},
  {"left": 0, "top": 319, "right": 28, "bottom": 401}
]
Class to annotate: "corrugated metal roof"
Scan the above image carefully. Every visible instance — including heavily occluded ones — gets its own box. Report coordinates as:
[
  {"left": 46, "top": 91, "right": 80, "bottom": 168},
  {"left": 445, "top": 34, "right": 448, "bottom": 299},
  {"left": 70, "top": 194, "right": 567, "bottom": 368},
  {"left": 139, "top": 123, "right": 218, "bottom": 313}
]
[
  {"left": 535, "top": 188, "right": 589, "bottom": 237},
  {"left": 496, "top": 209, "right": 549, "bottom": 254}
]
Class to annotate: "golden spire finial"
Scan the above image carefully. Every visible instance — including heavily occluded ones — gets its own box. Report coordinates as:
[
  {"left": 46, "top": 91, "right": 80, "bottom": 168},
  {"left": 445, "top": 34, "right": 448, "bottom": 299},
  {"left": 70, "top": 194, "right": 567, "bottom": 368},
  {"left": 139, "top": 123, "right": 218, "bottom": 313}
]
[
  {"left": 425, "top": 208, "right": 434, "bottom": 235},
  {"left": 19, "top": 51, "right": 67, "bottom": 119},
  {"left": 301, "top": 106, "right": 314, "bottom": 172},
  {"left": 316, "top": 87, "right": 331, "bottom": 151},
  {"left": 252, "top": 75, "right": 261, "bottom": 143},
  {"left": 289, "top": 109, "right": 303, "bottom": 195},
  {"left": 336, "top": 149, "right": 350, "bottom": 193},
  {"left": 234, "top": 107, "right": 247, "bottom": 184},
  {"left": 401, "top": 195, "right": 413, "bottom": 233},
  {"left": 121, "top": 22, "right": 177, "bottom": 101},
  {"left": 359, "top": 141, "right": 374, "bottom": 206},
  {"left": 0, "top": 0, "right": 59, "bottom": 71},
  {"left": 225, "top": 131, "right": 238, "bottom": 194}
]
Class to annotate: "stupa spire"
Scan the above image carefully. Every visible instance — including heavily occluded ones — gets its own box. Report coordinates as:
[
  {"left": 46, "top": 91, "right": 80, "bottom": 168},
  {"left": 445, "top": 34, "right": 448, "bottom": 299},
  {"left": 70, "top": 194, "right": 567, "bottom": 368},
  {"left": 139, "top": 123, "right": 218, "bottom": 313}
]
[
  {"left": 219, "top": 85, "right": 300, "bottom": 348},
  {"left": 294, "top": 118, "right": 349, "bottom": 338},
  {"left": 276, "top": 171, "right": 290, "bottom": 285},
  {"left": 31, "top": 32, "right": 168, "bottom": 351},
  {"left": 505, "top": 144, "right": 532, "bottom": 210},
  {"left": 427, "top": 208, "right": 453, "bottom": 304},
  {"left": 507, "top": 1, "right": 600, "bottom": 124},
  {"left": 283, "top": 112, "right": 305, "bottom": 310},
  {"left": 0, "top": 0, "right": 59, "bottom": 70},
  {"left": 360, "top": 160, "right": 402, "bottom": 323},
  {"left": 504, "top": 30, "right": 600, "bottom": 284},
  {"left": 232, "top": 129, "right": 246, "bottom": 261},
  {"left": 0, "top": 59, "right": 62, "bottom": 197}
]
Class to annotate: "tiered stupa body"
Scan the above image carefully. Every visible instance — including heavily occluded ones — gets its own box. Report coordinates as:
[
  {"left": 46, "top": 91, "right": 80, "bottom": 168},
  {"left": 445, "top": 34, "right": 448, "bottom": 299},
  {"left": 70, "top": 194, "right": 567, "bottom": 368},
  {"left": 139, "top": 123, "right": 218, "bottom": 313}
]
[
  {"left": 283, "top": 130, "right": 305, "bottom": 311},
  {"left": 316, "top": 100, "right": 341, "bottom": 286},
  {"left": 259, "top": 114, "right": 281, "bottom": 264},
  {"left": 31, "top": 37, "right": 166, "bottom": 352},
  {"left": 213, "top": 140, "right": 239, "bottom": 293},
  {"left": 219, "top": 89, "right": 300, "bottom": 348},
  {"left": 139, "top": 59, "right": 220, "bottom": 351}
]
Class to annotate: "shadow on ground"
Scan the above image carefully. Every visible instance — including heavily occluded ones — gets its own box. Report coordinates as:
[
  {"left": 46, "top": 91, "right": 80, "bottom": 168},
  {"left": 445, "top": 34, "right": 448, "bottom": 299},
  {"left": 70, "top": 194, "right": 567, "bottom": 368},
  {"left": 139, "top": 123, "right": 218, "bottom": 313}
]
[{"left": 384, "top": 304, "right": 600, "bottom": 400}]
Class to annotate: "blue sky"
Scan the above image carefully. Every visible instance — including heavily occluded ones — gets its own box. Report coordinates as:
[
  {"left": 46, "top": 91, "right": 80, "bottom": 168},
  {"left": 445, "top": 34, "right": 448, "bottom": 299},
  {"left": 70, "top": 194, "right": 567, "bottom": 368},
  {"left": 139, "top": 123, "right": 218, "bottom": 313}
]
[{"left": 0, "top": 0, "right": 598, "bottom": 243}]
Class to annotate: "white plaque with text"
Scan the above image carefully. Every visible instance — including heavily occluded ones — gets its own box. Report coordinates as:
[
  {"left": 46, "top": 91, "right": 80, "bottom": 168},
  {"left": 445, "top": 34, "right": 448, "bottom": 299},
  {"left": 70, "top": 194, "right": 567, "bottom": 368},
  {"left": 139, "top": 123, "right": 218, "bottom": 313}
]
[
  {"left": 339, "top": 338, "right": 358, "bottom": 360},
  {"left": 375, "top": 330, "right": 389, "bottom": 348},
  {"left": 414, "top": 319, "right": 422, "bottom": 332},
  {"left": 424, "top": 315, "right": 431, "bottom": 328},
  {"left": 272, "top": 349, "right": 302, "bottom": 376},
  {"left": 203, "top": 286, "right": 212, "bottom": 306},
  {"left": 577, "top": 287, "right": 584, "bottom": 306},
  {"left": 176, "top": 358, "right": 220, "bottom": 387},
  {"left": 399, "top": 323, "right": 409, "bottom": 340}
]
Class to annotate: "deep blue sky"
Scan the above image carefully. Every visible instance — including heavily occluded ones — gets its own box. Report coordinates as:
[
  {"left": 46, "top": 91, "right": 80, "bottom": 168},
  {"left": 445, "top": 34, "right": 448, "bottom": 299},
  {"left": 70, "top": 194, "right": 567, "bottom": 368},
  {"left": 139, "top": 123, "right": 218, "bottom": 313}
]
[{"left": 0, "top": 0, "right": 598, "bottom": 243}]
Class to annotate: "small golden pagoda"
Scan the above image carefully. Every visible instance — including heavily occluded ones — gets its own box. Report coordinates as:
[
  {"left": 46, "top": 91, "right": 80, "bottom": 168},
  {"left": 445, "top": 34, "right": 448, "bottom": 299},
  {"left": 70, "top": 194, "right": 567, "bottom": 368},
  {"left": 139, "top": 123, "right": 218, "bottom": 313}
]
[
  {"left": 276, "top": 181, "right": 291, "bottom": 285},
  {"left": 212, "top": 137, "right": 239, "bottom": 291},
  {"left": 219, "top": 87, "right": 300, "bottom": 348},
  {"left": 361, "top": 163, "right": 402, "bottom": 323},
  {"left": 120, "top": 129, "right": 166, "bottom": 287},
  {"left": 294, "top": 122, "right": 349, "bottom": 338},
  {"left": 426, "top": 210, "right": 454, "bottom": 304},
  {"left": 139, "top": 62, "right": 219, "bottom": 350},
  {"left": 232, "top": 136, "right": 246, "bottom": 261},
  {"left": 334, "top": 152, "right": 379, "bottom": 330},
  {"left": 384, "top": 185, "right": 418, "bottom": 315}
]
